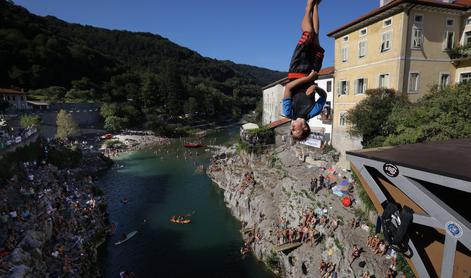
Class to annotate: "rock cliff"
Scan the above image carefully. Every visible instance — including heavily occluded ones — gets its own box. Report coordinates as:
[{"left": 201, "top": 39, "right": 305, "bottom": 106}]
[{"left": 208, "top": 144, "right": 392, "bottom": 278}]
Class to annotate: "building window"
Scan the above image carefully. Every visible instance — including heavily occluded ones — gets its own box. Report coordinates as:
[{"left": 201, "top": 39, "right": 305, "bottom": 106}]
[
  {"left": 379, "top": 74, "right": 390, "bottom": 88},
  {"left": 464, "top": 31, "right": 471, "bottom": 46},
  {"left": 354, "top": 78, "right": 368, "bottom": 95},
  {"left": 443, "top": 31, "right": 455, "bottom": 50},
  {"left": 326, "top": 80, "right": 332, "bottom": 92},
  {"left": 343, "top": 36, "right": 349, "bottom": 42},
  {"left": 381, "top": 31, "right": 392, "bottom": 52},
  {"left": 439, "top": 73, "right": 450, "bottom": 88},
  {"left": 359, "top": 40, "right": 367, "bottom": 58},
  {"left": 467, "top": 17, "right": 471, "bottom": 25},
  {"left": 446, "top": 18, "right": 454, "bottom": 27},
  {"left": 321, "top": 101, "right": 332, "bottom": 121},
  {"left": 339, "top": 112, "right": 347, "bottom": 127},
  {"left": 411, "top": 26, "right": 423, "bottom": 49},
  {"left": 338, "top": 81, "right": 349, "bottom": 96},
  {"left": 359, "top": 28, "right": 367, "bottom": 37},
  {"left": 414, "top": 14, "right": 424, "bottom": 23},
  {"left": 341, "top": 46, "right": 348, "bottom": 62},
  {"left": 383, "top": 18, "right": 392, "bottom": 28},
  {"left": 460, "top": 72, "right": 471, "bottom": 83},
  {"left": 408, "top": 72, "right": 420, "bottom": 93}
]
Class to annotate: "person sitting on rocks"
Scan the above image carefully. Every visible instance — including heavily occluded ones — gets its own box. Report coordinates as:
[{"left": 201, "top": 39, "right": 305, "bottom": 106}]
[
  {"left": 370, "top": 234, "right": 380, "bottom": 250},
  {"left": 308, "top": 228, "right": 316, "bottom": 247},
  {"left": 301, "top": 226, "right": 309, "bottom": 242},
  {"left": 319, "top": 260, "right": 327, "bottom": 273},
  {"left": 310, "top": 178, "right": 317, "bottom": 192},
  {"left": 375, "top": 240, "right": 387, "bottom": 256},
  {"left": 323, "top": 263, "right": 336, "bottom": 278},
  {"left": 328, "top": 216, "right": 339, "bottom": 234},
  {"left": 366, "top": 235, "right": 373, "bottom": 248},
  {"left": 349, "top": 244, "right": 361, "bottom": 267},
  {"left": 320, "top": 215, "right": 328, "bottom": 226},
  {"left": 388, "top": 247, "right": 398, "bottom": 270},
  {"left": 290, "top": 228, "right": 297, "bottom": 243},
  {"left": 351, "top": 217, "right": 360, "bottom": 229},
  {"left": 319, "top": 174, "right": 325, "bottom": 189}
]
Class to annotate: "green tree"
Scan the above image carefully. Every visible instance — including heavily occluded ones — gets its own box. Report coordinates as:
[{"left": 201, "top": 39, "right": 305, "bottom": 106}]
[
  {"left": 56, "top": 109, "right": 79, "bottom": 139},
  {"left": 183, "top": 97, "right": 199, "bottom": 118},
  {"left": 162, "top": 63, "right": 186, "bottom": 116},
  {"left": 121, "top": 104, "right": 141, "bottom": 126},
  {"left": 141, "top": 72, "right": 162, "bottom": 107},
  {"left": 64, "top": 89, "right": 94, "bottom": 103},
  {"left": 346, "top": 89, "right": 409, "bottom": 147},
  {"left": 384, "top": 84, "right": 471, "bottom": 145},
  {"left": 100, "top": 103, "right": 119, "bottom": 119},
  {"left": 104, "top": 116, "right": 128, "bottom": 132},
  {"left": 20, "top": 114, "right": 41, "bottom": 128},
  {"left": 28, "top": 86, "right": 66, "bottom": 102}
]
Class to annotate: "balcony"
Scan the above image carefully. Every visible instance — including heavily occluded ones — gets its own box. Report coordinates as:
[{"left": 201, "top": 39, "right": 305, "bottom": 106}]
[{"left": 447, "top": 45, "right": 471, "bottom": 65}]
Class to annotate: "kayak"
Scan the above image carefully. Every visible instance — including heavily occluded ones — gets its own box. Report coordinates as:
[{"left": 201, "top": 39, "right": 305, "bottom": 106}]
[
  {"left": 184, "top": 143, "right": 203, "bottom": 148},
  {"left": 170, "top": 218, "right": 191, "bottom": 224},
  {"left": 114, "top": 231, "right": 138, "bottom": 245}
]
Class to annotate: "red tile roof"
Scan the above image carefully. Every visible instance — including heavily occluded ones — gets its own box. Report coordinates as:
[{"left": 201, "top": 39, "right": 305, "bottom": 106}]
[
  {"left": 268, "top": 118, "right": 290, "bottom": 129},
  {"left": 328, "top": 0, "right": 471, "bottom": 37},
  {"left": 0, "top": 88, "right": 24, "bottom": 95},
  {"left": 318, "top": 66, "right": 335, "bottom": 76}
]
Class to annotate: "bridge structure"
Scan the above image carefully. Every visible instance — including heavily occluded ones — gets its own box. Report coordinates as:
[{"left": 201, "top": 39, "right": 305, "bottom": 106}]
[{"left": 347, "top": 139, "right": 471, "bottom": 278}]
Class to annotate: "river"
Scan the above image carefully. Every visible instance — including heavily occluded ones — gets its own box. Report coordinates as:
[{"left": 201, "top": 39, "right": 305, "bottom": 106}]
[{"left": 98, "top": 128, "right": 274, "bottom": 278}]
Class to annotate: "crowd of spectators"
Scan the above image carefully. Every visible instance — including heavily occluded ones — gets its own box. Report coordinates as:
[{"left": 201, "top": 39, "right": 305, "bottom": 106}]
[{"left": 0, "top": 140, "right": 109, "bottom": 276}]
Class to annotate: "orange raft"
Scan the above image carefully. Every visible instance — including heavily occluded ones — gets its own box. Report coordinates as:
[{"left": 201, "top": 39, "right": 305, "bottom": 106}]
[{"left": 170, "top": 216, "right": 191, "bottom": 224}]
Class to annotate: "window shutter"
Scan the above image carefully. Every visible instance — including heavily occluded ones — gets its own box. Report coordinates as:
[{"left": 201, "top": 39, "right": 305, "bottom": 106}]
[
  {"left": 346, "top": 81, "right": 350, "bottom": 95},
  {"left": 337, "top": 82, "right": 341, "bottom": 96},
  {"left": 363, "top": 78, "right": 368, "bottom": 93},
  {"left": 443, "top": 32, "right": 448, "bottom": 49},
  {"left": 417, "top": 74, "right": 420, "bottom": 91},
  {"left": 354, "top": 79, "right": 358, "bottom": 94}
]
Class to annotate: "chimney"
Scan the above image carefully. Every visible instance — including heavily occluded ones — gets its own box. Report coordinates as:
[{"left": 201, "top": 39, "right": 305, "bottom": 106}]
[{"left": 380, "top": 0, "right": 393, "bottom": 7}]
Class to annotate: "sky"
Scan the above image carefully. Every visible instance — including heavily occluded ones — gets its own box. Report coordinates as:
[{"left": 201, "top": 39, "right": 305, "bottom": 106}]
[{"left": 14, "top": 0, "right": 379, "bottom": 72}]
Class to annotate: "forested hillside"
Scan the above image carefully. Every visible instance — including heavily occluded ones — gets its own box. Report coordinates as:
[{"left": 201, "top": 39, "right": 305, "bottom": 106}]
[{"left": 0, "top": 0, "right": 285, "bottom": 133}]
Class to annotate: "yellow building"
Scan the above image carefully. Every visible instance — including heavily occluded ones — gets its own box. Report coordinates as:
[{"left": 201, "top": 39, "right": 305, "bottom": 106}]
[{"left": 327, "top": 0, "right": 471, "bottom": 161}]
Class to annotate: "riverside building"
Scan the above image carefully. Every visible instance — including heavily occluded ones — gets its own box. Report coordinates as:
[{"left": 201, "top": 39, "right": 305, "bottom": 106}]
[
  {"left": 328, "top": 0, "right": 471, "bottom": 160},
  {"left": 0, "top": 88, "right": 29, "bottom": 110}
]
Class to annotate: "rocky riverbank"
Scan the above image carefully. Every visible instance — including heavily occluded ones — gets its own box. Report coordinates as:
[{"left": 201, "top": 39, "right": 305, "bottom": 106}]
[
  {"left": 208, "top": 143, "right": 396, "bottom": 278},
  {"left": 0, "top": 140, "right": 112, "bottom": 277}
]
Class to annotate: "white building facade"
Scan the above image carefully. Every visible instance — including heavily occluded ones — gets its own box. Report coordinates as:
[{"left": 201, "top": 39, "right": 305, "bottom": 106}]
[{"left": 0, "top": 89, "right": 29, "bottom": 110}]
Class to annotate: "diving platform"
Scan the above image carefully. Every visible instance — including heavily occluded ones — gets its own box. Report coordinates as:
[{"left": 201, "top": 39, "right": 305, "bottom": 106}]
[{"left": 347, "top": 139, "right": 471, "bottom": 278}]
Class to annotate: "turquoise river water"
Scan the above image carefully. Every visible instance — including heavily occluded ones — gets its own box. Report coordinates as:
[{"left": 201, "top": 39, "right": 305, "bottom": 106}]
[{"left": 97, "top": 129, "right": 274, "bottom": 278}]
